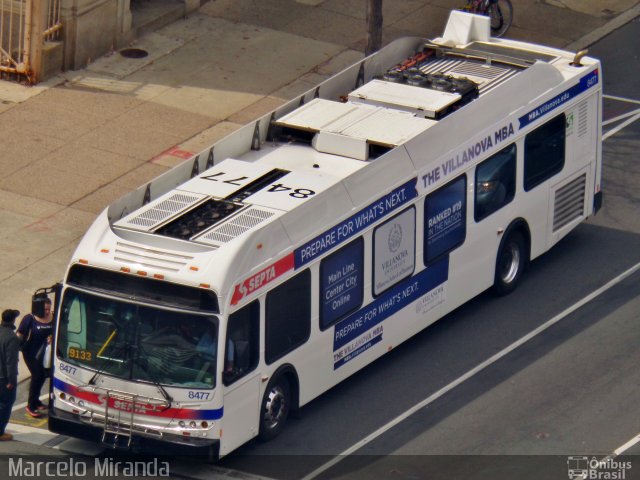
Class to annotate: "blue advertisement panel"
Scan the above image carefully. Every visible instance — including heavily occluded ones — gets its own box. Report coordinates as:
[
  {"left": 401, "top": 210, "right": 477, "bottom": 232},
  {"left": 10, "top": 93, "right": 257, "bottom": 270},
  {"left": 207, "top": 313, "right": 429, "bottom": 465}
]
[
  {"left": 295, "top": 178, "right": 418, "bottom": 269},
  {"left": 425, "top": 176, "right": 466, "bottom": 264},
  {"left": 519, "top": 70, "right": 598, "bottom": 129},
  {"left": 332, "top": 256, "right": 449, "bottom": 369},
  {"left": 320, "top": 239, "right": 364, "bottom": 329}
]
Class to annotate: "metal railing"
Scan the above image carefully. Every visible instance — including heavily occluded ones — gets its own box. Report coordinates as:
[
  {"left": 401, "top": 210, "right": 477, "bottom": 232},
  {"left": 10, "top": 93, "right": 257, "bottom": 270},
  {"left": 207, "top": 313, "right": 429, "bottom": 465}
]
[{"left": 0, "top": 0, "right": 61, "bottom": 83}]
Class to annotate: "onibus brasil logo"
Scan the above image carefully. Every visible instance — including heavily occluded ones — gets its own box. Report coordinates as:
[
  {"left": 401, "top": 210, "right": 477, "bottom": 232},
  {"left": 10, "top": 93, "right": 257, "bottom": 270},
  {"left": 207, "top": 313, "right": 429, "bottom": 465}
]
[{"left": 567, "top": 456, "right": 632, "bottom": 479}]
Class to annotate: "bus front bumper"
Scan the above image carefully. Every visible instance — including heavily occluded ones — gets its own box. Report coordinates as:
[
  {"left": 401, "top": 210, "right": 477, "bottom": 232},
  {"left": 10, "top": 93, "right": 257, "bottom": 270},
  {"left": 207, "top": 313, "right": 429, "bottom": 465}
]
[{"left": 48, "top": 407, "right": 220, "bottom": 460}]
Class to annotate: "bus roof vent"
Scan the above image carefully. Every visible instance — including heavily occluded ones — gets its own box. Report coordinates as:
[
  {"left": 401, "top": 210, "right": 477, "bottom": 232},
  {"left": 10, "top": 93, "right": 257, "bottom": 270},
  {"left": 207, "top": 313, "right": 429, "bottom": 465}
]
[
  {"left": 155, "top": 198, "right": 244, "bottom": 241},
  {"left": 116, "top": 192, "right": 207, "bottom": 231},
  {"left": 193, "top": 207, "right": 279, "bottom": 247}
]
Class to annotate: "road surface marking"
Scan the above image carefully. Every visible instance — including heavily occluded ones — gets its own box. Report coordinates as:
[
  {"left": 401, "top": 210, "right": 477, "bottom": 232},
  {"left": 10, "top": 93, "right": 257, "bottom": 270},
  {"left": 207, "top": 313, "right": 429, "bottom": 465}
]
[
  {"left": 614, "top": 432, "right": 640, "bottom": 456},
  {"left": 603, "top": 111, "right": 640, "bottom": 141},
  {"left": 603, "top": 107, "right": 640, "bottom": 126},
  {"left": 603, "top": 94, "right": 640, "bottom": 105}
]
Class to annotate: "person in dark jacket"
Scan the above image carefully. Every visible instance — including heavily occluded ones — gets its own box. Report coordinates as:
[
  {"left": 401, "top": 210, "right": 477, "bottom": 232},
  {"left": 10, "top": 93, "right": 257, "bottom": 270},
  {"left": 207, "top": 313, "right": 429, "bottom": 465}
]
[
  {"left": 0, "top": 309, "right": 21, "bottom": 441},
  {"left": 17, "top": 299, "right": 53, "bottom": 418}
]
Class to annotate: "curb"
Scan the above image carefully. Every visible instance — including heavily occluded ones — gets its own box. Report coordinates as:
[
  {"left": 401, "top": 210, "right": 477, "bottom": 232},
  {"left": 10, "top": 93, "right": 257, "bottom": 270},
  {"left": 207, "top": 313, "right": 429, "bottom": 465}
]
[{"left": 565, "top": 4, "right": 640, "bottom": 51}]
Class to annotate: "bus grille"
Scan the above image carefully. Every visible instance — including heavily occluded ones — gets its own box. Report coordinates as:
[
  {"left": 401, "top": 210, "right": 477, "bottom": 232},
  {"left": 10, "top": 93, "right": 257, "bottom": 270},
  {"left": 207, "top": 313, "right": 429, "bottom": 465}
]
[
  {"left": 114, "top": 242, "right": 194, "bottom": 272},
  {"left": 553, "top": 174, "right": 586, "bottom": 232}
]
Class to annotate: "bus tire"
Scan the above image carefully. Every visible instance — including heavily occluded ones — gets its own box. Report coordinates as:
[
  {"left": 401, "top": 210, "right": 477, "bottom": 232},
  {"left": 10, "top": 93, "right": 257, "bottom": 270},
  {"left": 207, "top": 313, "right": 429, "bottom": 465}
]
[
  {"left": 493, "top": 230, "right": 527, "bottom": 296},
  {"left": 258, "top": 376, "right": 290, "bottom": 441}
]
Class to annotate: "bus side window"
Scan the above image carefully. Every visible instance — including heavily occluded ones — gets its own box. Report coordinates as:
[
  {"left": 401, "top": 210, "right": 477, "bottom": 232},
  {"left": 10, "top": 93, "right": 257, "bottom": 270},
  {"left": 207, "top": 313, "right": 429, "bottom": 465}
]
[
  {"left": 475, "top": 144, "right": 517, "bottom": 222},
  {"left": 224, "top": 300, "right": 260, "bottom": 386},
  {"left": 373, "top": 207, "right": 416, "bottom": 296},
  {"left": 265, "top": 270, "right": 311, "bottom": 365},
  {"left": 319, "top": 237, "right": 364, "bottom": 330},
  {"left": 424, "top": 175, "right": 467, "bottom": 265},
  {"left": 524, "top": 113, "right": 566, "bottom": 191},
  {"left": 64, "top": 294, "right": 87, "bottom": 355}
]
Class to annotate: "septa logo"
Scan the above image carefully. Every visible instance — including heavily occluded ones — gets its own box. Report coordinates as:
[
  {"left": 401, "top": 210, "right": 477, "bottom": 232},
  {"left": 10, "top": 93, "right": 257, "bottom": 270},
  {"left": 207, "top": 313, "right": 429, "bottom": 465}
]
[{"left": 231, "top": 253, "right": 294, "bottom": 305}]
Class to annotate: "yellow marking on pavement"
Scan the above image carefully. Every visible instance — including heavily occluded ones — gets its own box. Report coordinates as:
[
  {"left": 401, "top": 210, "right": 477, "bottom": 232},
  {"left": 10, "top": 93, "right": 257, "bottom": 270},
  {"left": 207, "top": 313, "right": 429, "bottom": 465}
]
[{"left": 11, "top": 416, "right": 48, "bottom": 428}]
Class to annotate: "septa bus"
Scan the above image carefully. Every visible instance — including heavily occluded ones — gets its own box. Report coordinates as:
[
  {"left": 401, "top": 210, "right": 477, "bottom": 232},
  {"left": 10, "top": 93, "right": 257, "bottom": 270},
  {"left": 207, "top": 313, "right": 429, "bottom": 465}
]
[{"left": 44, "top": 11, "right": 602, "bottom": 459}]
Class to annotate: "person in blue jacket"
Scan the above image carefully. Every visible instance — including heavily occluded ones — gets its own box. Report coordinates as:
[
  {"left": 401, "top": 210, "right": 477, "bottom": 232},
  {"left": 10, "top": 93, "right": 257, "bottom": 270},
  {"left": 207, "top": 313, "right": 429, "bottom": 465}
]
[{"left": 17, "top": 298, "right": 53, "bottom": 418}]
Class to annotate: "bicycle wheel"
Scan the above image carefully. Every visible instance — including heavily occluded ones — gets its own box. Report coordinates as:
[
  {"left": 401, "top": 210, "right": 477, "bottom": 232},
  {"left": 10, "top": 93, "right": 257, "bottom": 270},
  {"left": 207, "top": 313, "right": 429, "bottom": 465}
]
[{"left": 487, "top": 0, "right": 513, "bottom": 37}]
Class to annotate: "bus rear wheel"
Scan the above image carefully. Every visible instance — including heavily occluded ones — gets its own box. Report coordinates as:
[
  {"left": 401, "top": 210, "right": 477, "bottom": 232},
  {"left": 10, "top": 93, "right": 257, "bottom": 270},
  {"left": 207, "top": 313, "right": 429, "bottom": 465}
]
[
  {"left": 258, "top": 377, "right": 290, "bottom": 441},
  {"left": 493, "top": 230, "right": 527, "bottom": 296}
]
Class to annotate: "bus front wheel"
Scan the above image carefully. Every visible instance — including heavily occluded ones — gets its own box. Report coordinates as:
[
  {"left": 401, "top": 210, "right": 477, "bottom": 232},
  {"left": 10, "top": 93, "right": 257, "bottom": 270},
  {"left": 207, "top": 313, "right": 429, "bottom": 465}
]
[
  {"left": 258, "top": 376, "right": 290, "bottom": 441},
  {"left": 493, "top": 230, "right": 527, "bottom": 296}
]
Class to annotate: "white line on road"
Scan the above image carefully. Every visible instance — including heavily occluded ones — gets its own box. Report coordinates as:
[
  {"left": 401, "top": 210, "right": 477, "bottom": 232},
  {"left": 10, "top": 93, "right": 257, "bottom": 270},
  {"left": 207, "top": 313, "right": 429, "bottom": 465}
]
[
  {"left": 614, "top": 432, "right": 640, "bottom": 456},
  {"left": 302, "top": 261, "right": 640, "bottom": 480},
  {"left": 603, "top": 94, "right": 640, "bottom": 105},
  {"left": 603, "top": 107, "right": 640, "bottom": 126},
  {"left": 603, "top": 111, "right": 640, "bottom": 141}
]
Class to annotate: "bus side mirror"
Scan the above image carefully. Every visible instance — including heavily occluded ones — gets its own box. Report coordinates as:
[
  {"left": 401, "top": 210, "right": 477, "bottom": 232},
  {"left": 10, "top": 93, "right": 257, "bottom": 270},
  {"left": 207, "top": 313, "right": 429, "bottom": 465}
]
[
  {"left": 32, "top": 293, "right": 49, "bottom": 318},
  {"left": 31, "top": 284, "right": 62, "bottom": 317}
]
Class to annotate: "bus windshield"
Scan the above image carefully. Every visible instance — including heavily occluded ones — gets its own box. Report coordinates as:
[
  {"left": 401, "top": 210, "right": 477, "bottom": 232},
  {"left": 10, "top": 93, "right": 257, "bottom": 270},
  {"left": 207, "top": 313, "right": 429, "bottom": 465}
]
[{"left": 57, "top": 288, "right": 218, "bottom": 389}]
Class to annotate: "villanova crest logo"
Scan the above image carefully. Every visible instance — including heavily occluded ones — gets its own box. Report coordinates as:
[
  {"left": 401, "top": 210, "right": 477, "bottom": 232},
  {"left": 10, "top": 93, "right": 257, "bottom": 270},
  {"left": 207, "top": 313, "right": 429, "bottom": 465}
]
[{"left": 388, "top": 223, "right": 402, "bottom": 253}]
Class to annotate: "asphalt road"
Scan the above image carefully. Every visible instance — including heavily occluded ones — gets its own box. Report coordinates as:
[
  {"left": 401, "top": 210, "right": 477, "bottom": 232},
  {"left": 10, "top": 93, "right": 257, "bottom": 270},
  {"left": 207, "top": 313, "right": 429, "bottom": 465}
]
[{"left": 4, "top": 17, "right": 640, "bottom": 480}]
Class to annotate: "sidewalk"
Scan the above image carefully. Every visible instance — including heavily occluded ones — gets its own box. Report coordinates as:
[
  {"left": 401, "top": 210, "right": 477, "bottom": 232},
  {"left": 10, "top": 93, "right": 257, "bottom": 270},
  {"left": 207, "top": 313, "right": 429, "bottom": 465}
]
[{"left": 1, "top": 0, "right": 639, "bottom": 384}]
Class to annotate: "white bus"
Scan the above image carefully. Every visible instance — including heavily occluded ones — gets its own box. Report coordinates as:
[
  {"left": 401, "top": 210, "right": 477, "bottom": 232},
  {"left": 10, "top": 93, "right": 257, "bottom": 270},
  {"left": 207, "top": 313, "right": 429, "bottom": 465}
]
[{"left": 46, "top": 12, "right": 602, "bottom": 459}]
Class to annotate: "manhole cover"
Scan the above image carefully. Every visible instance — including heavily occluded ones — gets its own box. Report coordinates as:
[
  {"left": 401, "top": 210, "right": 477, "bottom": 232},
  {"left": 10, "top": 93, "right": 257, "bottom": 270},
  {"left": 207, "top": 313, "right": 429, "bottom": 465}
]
[{"left": 120, "top": 48, "right": 149, "bottom": 59}]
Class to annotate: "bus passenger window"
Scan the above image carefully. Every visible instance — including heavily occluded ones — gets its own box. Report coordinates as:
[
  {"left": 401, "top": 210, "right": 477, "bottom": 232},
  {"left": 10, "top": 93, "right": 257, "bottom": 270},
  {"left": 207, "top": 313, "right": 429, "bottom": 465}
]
[
  {"left": 224, "top": 300, "right": 260, "bottom": 385},
  {"left": 475, "top": 144, "right": 516, "bottom": 222},
  {"left": 265, "top": 270, "right": 311, "bottom": 365},
  {"left": 319, "top": 238, "right": 364, "bottom": 330},
  {"left": 373, "top": 207, "right": 416, "bottom": 296},
  {"left": 524, "top": 113, "right": 566, "bottom": 191},
  {"left": 424, "top": 175, "right": 466, "bottom": 265}
]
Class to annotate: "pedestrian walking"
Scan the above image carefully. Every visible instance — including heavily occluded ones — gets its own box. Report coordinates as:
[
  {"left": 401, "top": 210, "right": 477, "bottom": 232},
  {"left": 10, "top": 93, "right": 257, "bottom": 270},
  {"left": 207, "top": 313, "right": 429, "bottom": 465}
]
[
  {"left": 17, "top": 297, "right": 53, "bottom": 418},
  {"left": 0, "top": 309, "right": 21, "bottom": 441}
]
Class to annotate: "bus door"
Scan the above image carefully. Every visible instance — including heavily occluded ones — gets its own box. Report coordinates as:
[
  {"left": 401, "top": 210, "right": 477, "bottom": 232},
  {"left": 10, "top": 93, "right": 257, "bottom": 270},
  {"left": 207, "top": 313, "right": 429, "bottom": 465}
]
[{"left": 219, "top": 301, "right": 261, "bottom": 456}]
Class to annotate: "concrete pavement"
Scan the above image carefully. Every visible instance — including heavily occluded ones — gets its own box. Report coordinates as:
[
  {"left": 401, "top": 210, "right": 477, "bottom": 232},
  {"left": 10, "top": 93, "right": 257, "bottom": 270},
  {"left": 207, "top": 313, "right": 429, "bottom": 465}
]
[{"left": 0, "top": 0, "right": 638, "bottom": 385}]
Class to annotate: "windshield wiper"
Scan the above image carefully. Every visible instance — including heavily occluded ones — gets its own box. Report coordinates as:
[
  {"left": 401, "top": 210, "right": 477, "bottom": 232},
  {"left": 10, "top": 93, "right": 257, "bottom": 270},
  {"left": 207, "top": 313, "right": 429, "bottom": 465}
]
[
  {"left": 131, "top": 344, "right": 173, "bottom": 410},
  {"left": 87, "top": 330, "right": 125, "bottom": 386}
]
